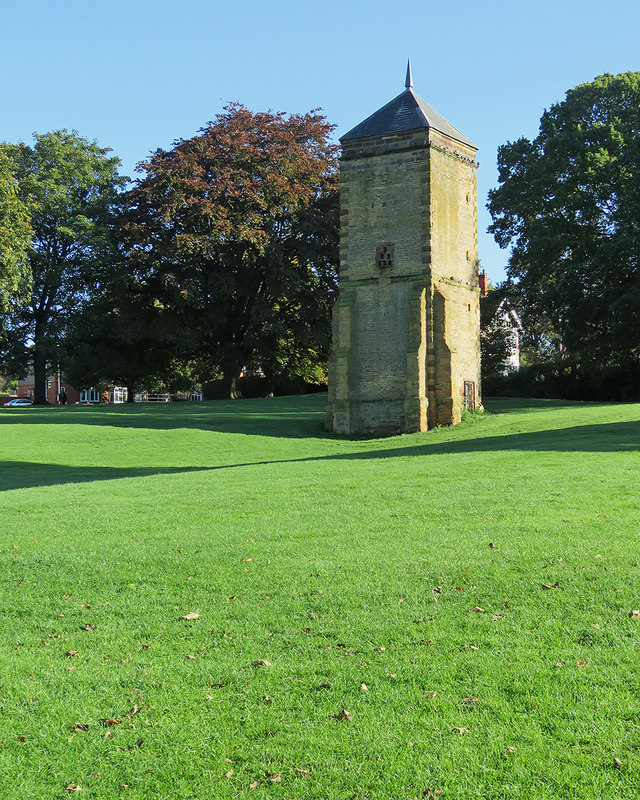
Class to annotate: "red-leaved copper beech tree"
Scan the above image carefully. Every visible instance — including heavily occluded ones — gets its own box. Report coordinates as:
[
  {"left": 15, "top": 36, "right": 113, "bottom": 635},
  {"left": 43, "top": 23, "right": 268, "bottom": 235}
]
[{"left": 120, "top": 104, "right": 339, "bottom": 398}]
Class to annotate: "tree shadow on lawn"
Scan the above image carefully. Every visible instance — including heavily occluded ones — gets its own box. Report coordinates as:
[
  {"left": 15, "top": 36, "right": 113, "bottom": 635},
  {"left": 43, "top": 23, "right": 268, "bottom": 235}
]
[
  {"left": 0, "top": 396, "right": 329, "bottom": 439},
  {"left": 0, "top": 462, "right": 210, "bottom": 492},
  {"left": 2, "top": 419, "right": 637, "bottom": 492}
]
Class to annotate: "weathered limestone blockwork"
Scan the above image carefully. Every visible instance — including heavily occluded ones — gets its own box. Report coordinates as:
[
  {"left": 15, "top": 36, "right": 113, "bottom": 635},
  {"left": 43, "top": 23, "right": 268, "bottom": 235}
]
[{"left": 326, "top": 76, "right": 481, "bottom": 436}]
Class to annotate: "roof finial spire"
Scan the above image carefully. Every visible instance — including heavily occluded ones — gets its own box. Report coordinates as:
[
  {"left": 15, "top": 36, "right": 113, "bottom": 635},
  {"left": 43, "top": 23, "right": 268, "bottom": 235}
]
[{"left": 405, "top": 58, "right": 413, "bottom": 90}]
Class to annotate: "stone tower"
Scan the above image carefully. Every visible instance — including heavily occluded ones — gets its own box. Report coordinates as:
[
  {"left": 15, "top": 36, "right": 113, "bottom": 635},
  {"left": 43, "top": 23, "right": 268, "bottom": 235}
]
[{"left": 326, "top": 62, "right": 481, "bottom": 436}]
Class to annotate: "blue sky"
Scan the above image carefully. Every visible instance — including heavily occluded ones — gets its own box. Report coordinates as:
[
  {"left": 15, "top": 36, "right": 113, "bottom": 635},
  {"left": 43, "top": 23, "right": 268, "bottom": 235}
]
[{"left": 2, "top": 0, "right": 639, "bottom": 283}]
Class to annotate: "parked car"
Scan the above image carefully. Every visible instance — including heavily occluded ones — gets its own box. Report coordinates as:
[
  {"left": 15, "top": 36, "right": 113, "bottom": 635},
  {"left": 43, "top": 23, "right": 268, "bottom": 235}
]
[{"left": 4, "top": 398, "right": 33, "bottom": 407}]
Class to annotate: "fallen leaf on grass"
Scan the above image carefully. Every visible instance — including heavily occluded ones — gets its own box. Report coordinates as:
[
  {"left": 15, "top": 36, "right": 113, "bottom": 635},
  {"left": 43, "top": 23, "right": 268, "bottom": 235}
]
[
  {"left": 614, "top": 757, "right": 623, "bottom": 768},
  {"left": 242, "top": 558, "right": 252, "bottom": 563},
  {"left": 205, "top": 695, "right": 214, "bottom": 701},
  {"left": 100, "top": 718, "right": 121, "bottom": 727},
  {"left": 492, "top": 614, "right": 503, "bottom": 621},
  {"left": 360, "top": 683, "right": 368, "bottom": 692},
  {"left": 73, "top": 722, "right": 89, "bottom": 732},
  {"left": 295, "top": 768, "right": 310, "bottom": 776},
  {"left": 541, "top": 582, "right": 560, "bottom": 590},
  {"left": 226, "top": 595, "right": 236, "bottom": 602},
  {"left": 489, "top": 542, "right": 497, "bottom": 549},
  {"left": 225, "top": 770, "right": 234, "bottom": 778},
  {"left": 555, "top": 662, "right": 565, "bottom": 668},
  {"left": 249, "top": 780, "right": 258, "bottom": 789},
  {"left": 270, "top": 773, "right": 281, "bottom": 783},
  {"left": 577, "top": 659, "right": 588, "bottom": 668},
  {"left": 253, "top": 659, "right": 271, "bottom": 667},
  {"left": 116, "top": 739, "right": 144, "bottom": 752},
  {"left": 318, "top": 683, "right": 332, "bottom": 689},
  {"left": 452, "top": 727, "right": 469, "bottom": 734},
  {"left": 263, "top": 730, "right": 275, "bottom": 737},
  {"left": 374, "top": 646, "right": 386, "bottom": 652},
  {"left": 66, "top": 650, "right": 79, "bottom": 657},
  {"left": 471, "top": 606, "right": 484, "bottom": 613},
  {"left": 105, "top": 731, "right": 114, "bottom": 739},
  {"left": 66, "top": 784, "right": 82, "bottom": 793},
  {"left": 187, "top": 655, "right": 196, "bottom": 661},
  {"left": 425, "top": 691, "right": 438, "bottom": 698},
  {"left": 183, "top": 611, "right": 200, "bottom": 621},
  {"left": 80, "top": 604, "right": 91, "bottom": 610},
  {"left": 629, "top": 610, "right": 640, "bottom": 619},
  {"left": 506, "top": 746, "right": 516, "bottom": 754},
  {"left": 462, "top": 696, "right": 479, "bottom": 705},
  {"left": 79, "top": 624, "right": 95, "bottom": 632}
]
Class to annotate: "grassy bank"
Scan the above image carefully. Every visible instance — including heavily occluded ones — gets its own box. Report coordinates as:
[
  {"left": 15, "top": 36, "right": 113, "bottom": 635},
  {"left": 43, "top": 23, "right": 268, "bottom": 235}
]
[{"left": 1, "top": 395, "right": 639, "bottom": 799}]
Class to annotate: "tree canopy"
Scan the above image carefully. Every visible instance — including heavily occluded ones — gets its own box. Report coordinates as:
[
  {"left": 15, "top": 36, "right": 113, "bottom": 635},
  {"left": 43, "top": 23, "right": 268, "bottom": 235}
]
[
  {"left": 120, "top": 104, "right": 339, "bottom": 397},
  {"left": 488, "top": 72, "right": 640, "bottom": 368},
  {"left": 0, "top": 151, "right": 31, "bottom": 312},
  {"left": 0, "top": 131, "right": 125, "bottom": 402}
]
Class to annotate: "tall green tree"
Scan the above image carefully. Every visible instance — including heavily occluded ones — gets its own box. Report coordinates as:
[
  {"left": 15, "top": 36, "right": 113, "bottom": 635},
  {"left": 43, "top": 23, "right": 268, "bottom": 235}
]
[
  {"left": 488, "top": 72, "right": 640, "bottom": 368},
  {"left": 121, "top": 104, "right": 338, "bottom": 397},
  {"left": 0, "top": 131, "right": 125, "bottom": 403},
  {"left": 63, "top": 272, "right": 192, "bottom": 402},
  {"left": 0, "top": 152, "right": 31, "bottom": 311}
]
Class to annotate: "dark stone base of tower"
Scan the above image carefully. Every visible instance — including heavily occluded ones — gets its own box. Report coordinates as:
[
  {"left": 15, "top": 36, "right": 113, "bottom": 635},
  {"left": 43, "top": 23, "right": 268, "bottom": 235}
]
[{"left": 326, "top": 65, "right": 482, "bottom": 436}]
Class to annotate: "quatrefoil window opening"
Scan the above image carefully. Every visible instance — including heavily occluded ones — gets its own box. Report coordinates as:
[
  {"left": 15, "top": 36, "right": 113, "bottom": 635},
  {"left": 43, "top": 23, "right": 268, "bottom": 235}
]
[{"left": 376, "top": 243, "right": 395, "bottom": 270}]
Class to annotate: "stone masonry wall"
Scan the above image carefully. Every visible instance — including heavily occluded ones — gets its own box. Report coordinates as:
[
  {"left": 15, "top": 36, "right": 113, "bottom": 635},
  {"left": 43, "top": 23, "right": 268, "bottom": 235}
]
[
  {"left": 327, "top": 125, "right": 480, "bottom": 436},
  {"left": 427, "top": 130, "right": 481, "bottom": 425}
]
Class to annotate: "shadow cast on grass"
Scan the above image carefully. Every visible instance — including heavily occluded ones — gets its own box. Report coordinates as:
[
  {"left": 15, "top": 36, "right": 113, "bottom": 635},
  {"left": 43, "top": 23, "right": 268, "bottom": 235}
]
[
  {"left": 0, "top": 462, "right": 210, "bottom": 492},
  {"left": 0, "top": 396, "right": 329, "bottom": 439},
  {"left": 3, "top": 419, "right": 637, "bottom": 492}
]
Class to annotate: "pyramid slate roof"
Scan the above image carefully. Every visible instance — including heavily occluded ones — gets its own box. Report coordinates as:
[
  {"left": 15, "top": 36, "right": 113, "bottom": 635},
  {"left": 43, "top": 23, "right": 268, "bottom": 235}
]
[{"left": 341, "top": 87, "right": 477, "bottom": 150}]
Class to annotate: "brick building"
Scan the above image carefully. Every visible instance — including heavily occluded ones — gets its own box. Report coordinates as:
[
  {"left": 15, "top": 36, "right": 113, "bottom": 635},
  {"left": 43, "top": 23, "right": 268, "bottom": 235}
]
[
  {"left": 326, "top": 62, "right": 481, "bottom": 436},
  {"left": 18, "top": 370, "right": 81, "bottom": 404},
  {"left": 18, "top": 372, "right": 128, "bottom": 404}
]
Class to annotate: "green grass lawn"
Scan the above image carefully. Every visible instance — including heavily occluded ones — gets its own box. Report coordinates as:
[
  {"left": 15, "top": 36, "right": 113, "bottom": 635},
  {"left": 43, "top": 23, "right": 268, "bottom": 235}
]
[{"left": 1, "top": 394, "right": 639, "bottom": 799}]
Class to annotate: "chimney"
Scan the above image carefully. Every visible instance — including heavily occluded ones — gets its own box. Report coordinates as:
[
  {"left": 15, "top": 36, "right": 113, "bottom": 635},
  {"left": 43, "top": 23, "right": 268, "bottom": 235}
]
[{"left": 478, "top": 269, "right": 488, "bottom": 296}]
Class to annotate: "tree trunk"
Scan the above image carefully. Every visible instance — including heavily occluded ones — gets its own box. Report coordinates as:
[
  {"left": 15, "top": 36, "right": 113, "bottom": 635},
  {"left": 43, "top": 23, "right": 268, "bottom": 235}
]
[
  {"left": 224, "top": 369, "right": 242, "bottom": 399},
  {"left": 263, "top": 370, "right": 275, "bottom": 398},
  {"left": 33, "top": 349, "right": 48, "bottom": 405},
  {"left": 126, "top": 385, "right": 135, "bottom": 403}
]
